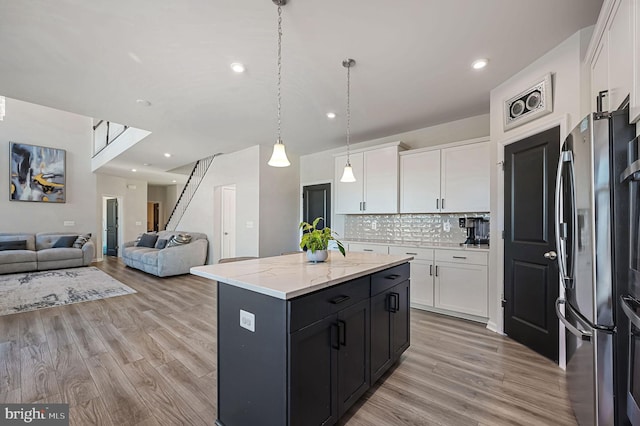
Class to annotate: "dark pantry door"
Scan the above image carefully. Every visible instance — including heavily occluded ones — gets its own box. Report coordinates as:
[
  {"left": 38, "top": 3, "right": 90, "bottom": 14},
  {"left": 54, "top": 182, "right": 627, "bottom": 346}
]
[
  {"left": 303, "top": 183, "right": 331, "bottom": 229},
  {"left": 504, "top": 126, "right": 560, "bottom": 362},
  {"left": 106, "top": 198, "right": 118, "bottom": 257}
]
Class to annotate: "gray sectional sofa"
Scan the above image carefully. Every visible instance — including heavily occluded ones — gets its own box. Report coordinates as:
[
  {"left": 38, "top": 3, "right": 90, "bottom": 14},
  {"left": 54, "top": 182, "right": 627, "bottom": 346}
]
[
  {"left": 0, "top": 232, "right": 95, "bottom": 274},
  {"left": 122, "top": 230, "right": 208, "bottom": 277}
]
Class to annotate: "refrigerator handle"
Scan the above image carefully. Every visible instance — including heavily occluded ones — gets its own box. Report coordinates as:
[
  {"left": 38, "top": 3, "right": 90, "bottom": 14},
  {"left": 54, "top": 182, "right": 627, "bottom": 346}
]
[
  {"left": 554, "top": 151, "right": 569, "bottom": 286},
  {"left": 555, "top": 298, "right": 592, "bottom": 342},
  {"left": 567, "top": 152, "right": 578, "bottom": 284},
  {"left": 621, "top": 296, "right": 640, "bottom": 330}
]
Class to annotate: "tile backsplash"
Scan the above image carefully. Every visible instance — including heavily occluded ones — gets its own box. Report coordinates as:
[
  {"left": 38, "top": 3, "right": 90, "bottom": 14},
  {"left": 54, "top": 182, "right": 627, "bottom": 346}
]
[{"left": 344, "top": 213, "right": 489, "bottom": 244}]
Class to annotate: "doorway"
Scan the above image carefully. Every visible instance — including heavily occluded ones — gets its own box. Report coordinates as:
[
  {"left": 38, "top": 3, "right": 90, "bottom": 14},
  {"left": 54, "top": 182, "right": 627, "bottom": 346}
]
[
  {"left": 303, "top": 183, "right": 331, "bottom": 229},
  {"left": 221, "top": 185, "right": 237, "bottom": 259},
  {"left": 147, "top": 202, "right": 161, "bottom": 232},
  {"left": 105, "top": 198, "right": 119, "bottom": 257},
  {"left": 504, "top": 126, "right": 560, "bottom": 362}
]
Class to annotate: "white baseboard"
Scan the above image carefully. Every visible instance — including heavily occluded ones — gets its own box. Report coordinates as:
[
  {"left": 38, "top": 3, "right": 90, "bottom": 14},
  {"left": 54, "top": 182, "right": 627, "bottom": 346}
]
[{"left": 410, "top": 303, "right": 488, "bottom": 325}]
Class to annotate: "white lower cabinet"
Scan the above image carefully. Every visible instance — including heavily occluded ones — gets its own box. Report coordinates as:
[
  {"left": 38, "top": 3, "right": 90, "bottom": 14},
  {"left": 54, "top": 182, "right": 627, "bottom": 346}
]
[
  {"left": 390, "top": 246, "right": 488, "bottom": 320},
  {"left": 434, "top": 249, "right": 488, "bottom": 318}
]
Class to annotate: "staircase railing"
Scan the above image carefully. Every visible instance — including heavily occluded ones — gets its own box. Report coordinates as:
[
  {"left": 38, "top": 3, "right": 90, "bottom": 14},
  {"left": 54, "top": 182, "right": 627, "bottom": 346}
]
[{"left": 165, "top": 153, "right": 220, "bottom": 231}]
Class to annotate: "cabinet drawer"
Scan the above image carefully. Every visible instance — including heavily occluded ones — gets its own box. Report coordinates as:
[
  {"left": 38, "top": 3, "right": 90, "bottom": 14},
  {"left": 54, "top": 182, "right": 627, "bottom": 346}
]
[
  {"left": 371, "top": 263, "right": 410, "bottom": 296},
  {"left": 289, "top": 276, "right": 369, "bottom": 332},
  {"left": 389, "top": 246, "right": 433, "bottom": 261},
  {"left": 348, "top": 243, "right": 389, "bottom": 254},
  {"left": 435, "top": 249, "right": 487, "bottom": 266}
]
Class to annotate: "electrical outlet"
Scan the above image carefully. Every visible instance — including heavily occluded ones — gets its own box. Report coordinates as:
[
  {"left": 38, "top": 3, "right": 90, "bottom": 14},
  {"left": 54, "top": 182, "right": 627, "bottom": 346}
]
[
  {"left": 443, "top": 220, "right": 451, "bottom": 232},
  {"left": 246, "top": 221, "right": 254, "bottom": 229},
  {"left": 240, "top": 309, "right": 255, "bottom": 332},
  {"left": 63, "top": 221, "right": 75, "bottom": 227},
  {"left": 136, "top": 221, "right": 142, "bottom": 226},
  {"left": 371, "top": 221, "right": 377, "bottom": 230}
]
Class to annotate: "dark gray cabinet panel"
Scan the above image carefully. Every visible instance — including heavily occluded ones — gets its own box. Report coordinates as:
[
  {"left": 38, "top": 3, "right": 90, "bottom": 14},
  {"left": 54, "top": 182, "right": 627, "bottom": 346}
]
[
  {"left": 289, "top": 315, "right": 338, "bottom": 426},
  {"left": 392, "top": 280, "right": 411, "bottom": 358}
]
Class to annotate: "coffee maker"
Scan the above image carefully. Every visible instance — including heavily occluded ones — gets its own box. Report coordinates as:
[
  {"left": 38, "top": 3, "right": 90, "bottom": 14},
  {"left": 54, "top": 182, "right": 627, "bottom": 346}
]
[{"left": 458, "top": 217, "right": 490, "bottom": 246}]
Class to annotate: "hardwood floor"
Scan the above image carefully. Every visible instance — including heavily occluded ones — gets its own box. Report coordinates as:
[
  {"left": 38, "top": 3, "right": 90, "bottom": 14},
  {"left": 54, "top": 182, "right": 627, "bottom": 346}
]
[{"left": 0, "top": 258, "right": 576, "bottom": 425}]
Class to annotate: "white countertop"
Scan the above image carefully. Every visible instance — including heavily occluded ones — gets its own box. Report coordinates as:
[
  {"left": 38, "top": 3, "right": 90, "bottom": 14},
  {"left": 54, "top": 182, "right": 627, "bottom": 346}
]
[{"left": 190, "top": 252, "right": 413, "bottom": 300}]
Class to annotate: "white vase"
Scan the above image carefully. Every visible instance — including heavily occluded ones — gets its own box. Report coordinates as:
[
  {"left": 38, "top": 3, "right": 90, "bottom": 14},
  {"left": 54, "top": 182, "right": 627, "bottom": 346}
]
[{"left": 306, "top": 249, "right": 328, "bottom": 263}]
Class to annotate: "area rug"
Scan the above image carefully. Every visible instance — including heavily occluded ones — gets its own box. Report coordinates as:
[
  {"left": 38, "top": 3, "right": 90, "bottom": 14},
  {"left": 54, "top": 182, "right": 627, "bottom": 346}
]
[{"left": 0, "top": 267, "right": 136, "bottom": 316}]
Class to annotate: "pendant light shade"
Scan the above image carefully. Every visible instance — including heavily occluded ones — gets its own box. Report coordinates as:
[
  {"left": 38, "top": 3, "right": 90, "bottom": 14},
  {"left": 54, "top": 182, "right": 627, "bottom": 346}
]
[
  {"left": 340, "top": 162, "right": 356, "bottom": 182},
  {"left": 268, "top": 139, "right": 291, "bottom": 167},
  {"left": 340, "top": 58, "right": 356, "bottom": 183},
  {"left": 268, "top": 0, "right": 291, "bottom": 167}
]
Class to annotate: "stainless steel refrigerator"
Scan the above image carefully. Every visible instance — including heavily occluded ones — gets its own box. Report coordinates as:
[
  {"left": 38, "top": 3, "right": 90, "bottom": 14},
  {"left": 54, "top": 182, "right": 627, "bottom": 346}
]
[{"left": 555, "top": 107, "right": 636, "bottom": 426}]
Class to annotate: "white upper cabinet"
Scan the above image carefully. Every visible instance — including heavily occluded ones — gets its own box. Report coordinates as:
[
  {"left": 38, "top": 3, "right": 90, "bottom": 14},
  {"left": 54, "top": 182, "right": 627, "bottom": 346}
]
[
  {"left": 399, "top": 140, "right": 490, "bottom": 214},
  {"left": 335, "top": 153, "right": 364, "bottom": 214},
  {"left": 608, "top": 0, "right": 633, "bottom": 112},
  {"left": 334, "top": 143, "right": 402, "bottom": 214},
  {"left": 632, "top": 0, "right": 640, "bottom": 123},
  {"left": 440, "top": 142, "right": 490, "bottom": 213},
  {"left": 400, "top": 150, "right": 441, "bottom": 213},
  {"left": 591, "top": 34, "right": 609, "bottom": 113}
]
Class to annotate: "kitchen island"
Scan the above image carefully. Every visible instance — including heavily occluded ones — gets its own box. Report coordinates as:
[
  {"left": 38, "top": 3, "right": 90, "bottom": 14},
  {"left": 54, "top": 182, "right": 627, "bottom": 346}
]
[{"left": 191, "top": 251, "right": 413, "bottom": 426}]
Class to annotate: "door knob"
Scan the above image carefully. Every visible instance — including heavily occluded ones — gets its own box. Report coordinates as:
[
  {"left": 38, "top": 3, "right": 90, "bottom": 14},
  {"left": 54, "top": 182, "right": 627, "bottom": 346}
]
[{"left": 544, "top": 251, "right": 557, "bottom": 260}]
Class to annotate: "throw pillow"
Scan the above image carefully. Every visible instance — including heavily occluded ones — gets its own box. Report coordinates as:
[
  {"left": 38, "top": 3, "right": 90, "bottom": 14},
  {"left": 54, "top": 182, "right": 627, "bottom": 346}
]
[
  {"left": 73, "top": 233, "right": 92, "bottom": 248},
  {"left": 0, "top": 240, "right": 27, "bottom": 251},
  {"left": 137, "top": 233, "right": 159, "bottom": 248},
  {"left": 155, "top": 239, "right": 168, "bottom": 250},
  {"left": 167, "top": 233, "right": 192, "bottom": 248},
  {"left": 52, "top": 235, "right": 77, "bottom": 248}
]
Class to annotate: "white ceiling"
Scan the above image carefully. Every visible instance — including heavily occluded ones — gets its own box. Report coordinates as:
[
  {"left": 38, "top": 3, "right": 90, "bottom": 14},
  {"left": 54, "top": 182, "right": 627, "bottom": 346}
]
[{"left": 0, "top": 0, "right": 603, "bottom": 184}]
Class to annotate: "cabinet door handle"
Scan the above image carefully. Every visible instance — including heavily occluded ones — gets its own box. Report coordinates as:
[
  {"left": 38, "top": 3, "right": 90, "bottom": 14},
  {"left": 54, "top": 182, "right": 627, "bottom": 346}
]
[
  {"left": 405, "top": 252, "right": 417, "bottom": 255},
  {"left": 363, "top": 249, "right": 374, "bottom": 252},
  {"left": 436, "top": 198, "right": 439, "bottom": 209},
  {"left": 330, "top": 295, "right": 351, "bottom": 305},
  {"left": 452, "top": 256, "right": 467, "bottom": 259},
  {"left": 435, "top": 265, "right": 439, "bottom": 277},
  {"left": 393, "top": 292, "right": 400, "bottom": 311},
  {"left": 359, "top": 201, "right": 363, "bottom": 211},
  {"left": 441, "top": 198, "right": 445, "bottom": 209},
  {"left": 363, "top": 201, "right": 366, "bottom": 211},
  {"left": 385, "top": 274, "right": 401, "bottom": 280},
  {"left": 331, "top": 323, "right": 340, "bottom": 350},
  {"left": 338, "top": 320, "right": 346, "bottom": 346},
  {"left": 389, "top": 293, "right": 399, "bottom": 313},
  {"left": 429, "top": 265, "right": 433, "bottom": 276}
]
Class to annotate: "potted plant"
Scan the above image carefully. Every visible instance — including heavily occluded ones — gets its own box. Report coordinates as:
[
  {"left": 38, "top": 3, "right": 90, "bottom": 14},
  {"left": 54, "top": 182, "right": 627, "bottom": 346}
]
[{"left": 299, "top": 217, "right": 346, "bottom": 262}]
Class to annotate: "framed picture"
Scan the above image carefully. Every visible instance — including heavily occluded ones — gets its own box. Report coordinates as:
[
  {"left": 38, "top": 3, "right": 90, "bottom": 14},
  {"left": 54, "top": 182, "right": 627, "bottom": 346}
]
[{"left": 10, "top": 142, "right": 66, "bottom": 203}]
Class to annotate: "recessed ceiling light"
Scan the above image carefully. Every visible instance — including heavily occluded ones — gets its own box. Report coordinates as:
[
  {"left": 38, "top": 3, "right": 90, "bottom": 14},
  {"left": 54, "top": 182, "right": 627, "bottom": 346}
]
[
  {"left": 230, "top": 63, "right": 245, "bottom": 73},
  {"left": 326, "top": 112, "right": 337, "bottom": 119},
  {"left": 472, "top": 58, "right": 489, "bottom": 70},
  {"left": 164, "top": 153, "right": 171, "bottom": 158},
  {"left": 143, "top": 163, "right": 151, "bottom": 166},
  {"left": 131, "top": 168, "right": 137, "bottom": 172},
  {"left": 172, "top": 180, "right": 177, "bottom": 183},
  {"left": 136, "top": 99, "right": 152, "bottom": 106}
]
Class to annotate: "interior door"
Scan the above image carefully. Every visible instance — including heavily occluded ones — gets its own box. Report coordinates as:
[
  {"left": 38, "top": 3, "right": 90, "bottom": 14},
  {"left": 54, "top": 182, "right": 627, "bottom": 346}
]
[
  {"left": 303, "top": 183, "right": 330, "bottom": 229},
  {"left": 504, "top": 126, "right": 560, "bottom": 362},
  {"left": 221, "top": 186, "right": 236, "bottom": 258},
  {"left": 106, "top": 198, "right": 118, "bottom": 257}
]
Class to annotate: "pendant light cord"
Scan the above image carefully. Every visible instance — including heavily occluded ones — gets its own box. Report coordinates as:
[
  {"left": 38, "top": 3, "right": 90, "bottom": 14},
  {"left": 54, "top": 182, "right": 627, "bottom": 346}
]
[
  {"left": 346, "top": 63, "right": 351, "bottom": 164},
  {"left": 276, "top": 5, "right": 283, "bottom": 143}
]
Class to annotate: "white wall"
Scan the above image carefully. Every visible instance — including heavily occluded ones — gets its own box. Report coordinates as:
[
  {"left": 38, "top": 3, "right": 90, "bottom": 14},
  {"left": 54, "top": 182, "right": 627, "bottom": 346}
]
[
  {"left": 178, "top": 146, "right": 261, "bottom": 263},
  {"left": 259, "top": 145, "right": 300, "bottom": 257},
  {"left": 0, "top": 97, "right": 97, "bottom": 240},
  {"left": 488, "top": 28, "right": 592, "bottom": 336},
  {"left": 300, "top": 114, "right": 490, "bottom": 236},
  {"left": 95, "top": 174, "right": 148, "bottom": 258}
]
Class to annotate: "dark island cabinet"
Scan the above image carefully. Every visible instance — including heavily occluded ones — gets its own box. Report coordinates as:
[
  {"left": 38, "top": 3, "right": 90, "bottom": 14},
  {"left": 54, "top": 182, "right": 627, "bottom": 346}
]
[
  {"left": 215, "top": 263, "right": 409, "bottom": 426},
  {"left": 370, "top": 265, "right": 411, "bottom": 384}
]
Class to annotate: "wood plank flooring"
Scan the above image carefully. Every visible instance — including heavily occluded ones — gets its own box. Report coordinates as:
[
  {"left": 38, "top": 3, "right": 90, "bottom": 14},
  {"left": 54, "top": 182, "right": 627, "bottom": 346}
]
[{"left": 0, "top": 257, "right": 576, "bottom": 425}]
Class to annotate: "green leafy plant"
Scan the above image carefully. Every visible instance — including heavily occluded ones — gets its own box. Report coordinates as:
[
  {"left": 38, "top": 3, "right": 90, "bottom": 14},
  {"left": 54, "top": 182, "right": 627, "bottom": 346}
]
[{"left": 299, "top": 217, "right": 346, "bottom": 256}]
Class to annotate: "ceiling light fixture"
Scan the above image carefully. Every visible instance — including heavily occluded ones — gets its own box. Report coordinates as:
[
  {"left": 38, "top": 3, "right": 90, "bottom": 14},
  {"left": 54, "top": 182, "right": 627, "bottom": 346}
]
[
  {"left": 230, "top": 62, "right": 245, "bottom": 73},
  {"left": 340, "top": 59, "right": 356, "bottom": 183},
  {"left": 172, "top": 180, "right": 177, "bottom": 183},
  {"left": 267, "top": 0, "right": 291, "bottom": 168},
  {"left": 326, "top": 112, "right": 336, "bottom": 119},
  {"left": 143, "top": 163, "right": 151, "bottom": 166},
  {"left": 0, "top": 96, "right": 5, "bottom": 121},
  {"left": 472, "top": 58, "right": 488, "bottom": 70},
  {"left": 164, "top": 153, "right": 171, "bottom": 158},
  {"left": 131, "top": 168, "right": 137, "bottom": 172},
  {"left": 136, "top": 99, "right": 152, "bottom": 106}
]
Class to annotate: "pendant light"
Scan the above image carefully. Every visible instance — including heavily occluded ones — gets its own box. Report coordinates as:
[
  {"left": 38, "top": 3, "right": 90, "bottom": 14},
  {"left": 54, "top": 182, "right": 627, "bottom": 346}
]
[
  {"left": 268, "top": 0, "right": 291, "bottom": 167},
  {"left": 340, "top": 59, "right": 356, "bottom": 182}
]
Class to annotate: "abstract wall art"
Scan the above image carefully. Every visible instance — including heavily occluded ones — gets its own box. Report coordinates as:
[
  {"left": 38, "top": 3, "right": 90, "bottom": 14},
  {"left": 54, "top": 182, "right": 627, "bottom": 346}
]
[{"left": 10, "top": 142, "right": 66, "bottom": 202}]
